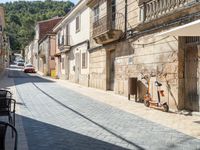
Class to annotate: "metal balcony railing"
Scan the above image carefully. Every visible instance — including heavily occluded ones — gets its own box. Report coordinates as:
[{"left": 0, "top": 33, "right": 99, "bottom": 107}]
[
  {"left": 92, "top": 13, "right": 124, "bottom": 38},
  {"left": 58, "top": 35, "right": 71, "bottom": 51},
  {"left": 139, "top": 0, "right": 199, "bottom": 22},
  {"left": 93, "top": 15, "right": 112, "bottom": 37}
]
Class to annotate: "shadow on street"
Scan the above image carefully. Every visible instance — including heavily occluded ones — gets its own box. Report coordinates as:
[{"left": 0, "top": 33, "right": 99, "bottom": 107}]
[{"left": 19, "top": 114, "right": 133, "bottom": 150}]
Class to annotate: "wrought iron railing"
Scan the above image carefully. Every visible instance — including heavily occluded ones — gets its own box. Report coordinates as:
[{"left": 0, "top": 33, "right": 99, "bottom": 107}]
[
  {"left": 93, "top": 15, "right": 111, "bottom": 37},
  {"left": 139, "top": 0, "right": 199, "bottom": 22},
  {"left": 58, "top": 35, "right": 71, "bottom": 51},
  {"left": 92, "top": 13, "right": 124, "bottom": 37}
]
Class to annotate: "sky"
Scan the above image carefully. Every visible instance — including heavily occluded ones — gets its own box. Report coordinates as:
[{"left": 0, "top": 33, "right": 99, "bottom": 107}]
[{"left": 0, "top": 0, "right": 79, "bottom": 4}]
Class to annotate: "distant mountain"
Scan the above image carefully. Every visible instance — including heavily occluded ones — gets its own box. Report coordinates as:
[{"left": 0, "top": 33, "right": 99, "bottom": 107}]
[{"left": 0, "top": 0, "right": 74, "bottom": 50}]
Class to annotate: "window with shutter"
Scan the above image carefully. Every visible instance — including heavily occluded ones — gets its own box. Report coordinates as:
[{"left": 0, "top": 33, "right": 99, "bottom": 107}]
[
  {"left": 93, "top": 5, "right": 99, "bottom": 23},
  {"left": 58, "top": 32, "right": 61, "bottom": 45},
  {"left": 76, "top": 15, "right": 80, "bottom": 32},
  {"left": 66, "top": 24, "right": 69, "bottom": 45},
  {"left": 82, "top": 52, "right": 87, "bottom": 68}
]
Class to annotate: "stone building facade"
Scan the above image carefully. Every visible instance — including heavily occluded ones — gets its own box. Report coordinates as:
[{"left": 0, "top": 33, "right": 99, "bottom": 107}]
[
  {"left": 87, "top": 0, "right": 200, "bottom": 111},
  {"left": 33, "top": 17, "right": 62, "bottom": 72},
  {"left": 38, "top": 33, "right": 57, "bottom": 76}
]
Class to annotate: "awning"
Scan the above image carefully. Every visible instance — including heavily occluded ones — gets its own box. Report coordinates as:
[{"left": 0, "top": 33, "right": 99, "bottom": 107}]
[{"left": 158, "top": 19, "right": 200, "bottom": 36}]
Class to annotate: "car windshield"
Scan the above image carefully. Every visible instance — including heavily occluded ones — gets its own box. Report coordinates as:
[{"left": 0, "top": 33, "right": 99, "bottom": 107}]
[{"left": 26, "top": 64, "right": 33, "bottom": 67}]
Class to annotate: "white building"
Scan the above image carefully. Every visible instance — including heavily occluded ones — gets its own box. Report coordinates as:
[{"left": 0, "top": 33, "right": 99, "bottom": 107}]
[{"left": 53, "top": 0, "right": 90, "bottom": 86}]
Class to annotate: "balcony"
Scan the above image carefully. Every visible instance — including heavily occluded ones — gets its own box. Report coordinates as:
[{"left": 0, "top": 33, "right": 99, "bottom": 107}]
[
  {"left": 138, "top": 0, "right": 200, "bottom": 30},
  {"left": 92, "top": 15, "right": 123, "bottom": 44},
  {"left": 58, "top": 44, "right": 70, "bottom": 52},
  {"left": 58, "top": 35, "right": 70, "bottom": 52}
]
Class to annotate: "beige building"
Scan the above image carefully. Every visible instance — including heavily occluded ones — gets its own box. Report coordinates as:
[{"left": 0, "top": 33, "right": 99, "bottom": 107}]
[
  {"left": 0, "top": 6, "right": 6, "bottom": 72},
  {"left": 32, "top": 17, "right": 62, "bottom": 72},
  {"left": 87, "top": 0, "right": 200, "bottom": 111},
  {"left": 53, "top": 0, "right": 90, "bottom": 86},
  {"left": 38, "top": 33, "right": 57, "bottom": 76}
]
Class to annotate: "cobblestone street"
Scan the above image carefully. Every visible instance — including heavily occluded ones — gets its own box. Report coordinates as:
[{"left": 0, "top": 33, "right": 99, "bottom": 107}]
[{"left": 1, "top": 66, "right": 200, "bottom": 150}]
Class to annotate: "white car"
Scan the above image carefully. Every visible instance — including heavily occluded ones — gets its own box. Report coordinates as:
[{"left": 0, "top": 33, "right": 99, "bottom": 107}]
[{"left": 24, "top": 64, "right": 36, "bottom": 73}]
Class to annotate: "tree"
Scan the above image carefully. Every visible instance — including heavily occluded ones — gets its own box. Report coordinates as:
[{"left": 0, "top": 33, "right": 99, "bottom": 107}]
[{"left": 0, "top": 1, "right": 74, "bottom": 51}]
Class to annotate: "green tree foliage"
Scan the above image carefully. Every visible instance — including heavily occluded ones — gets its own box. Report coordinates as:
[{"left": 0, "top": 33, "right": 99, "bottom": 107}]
[{"left": 0, "top": 1, "right": 74, "bottom": 51}]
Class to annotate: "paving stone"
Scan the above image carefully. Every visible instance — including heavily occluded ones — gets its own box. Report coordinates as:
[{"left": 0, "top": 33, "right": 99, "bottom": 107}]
[{"left": 1, "top": 66, "right": 200, "bottom": 150}]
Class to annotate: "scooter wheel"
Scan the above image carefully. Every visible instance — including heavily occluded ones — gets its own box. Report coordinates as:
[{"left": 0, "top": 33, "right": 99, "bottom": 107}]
[
  {"left": 144, "top": 101, "right": 150, "bottom": 107},
  {"left": 163, "top": 104, "right": 169, "bottom": 112}
]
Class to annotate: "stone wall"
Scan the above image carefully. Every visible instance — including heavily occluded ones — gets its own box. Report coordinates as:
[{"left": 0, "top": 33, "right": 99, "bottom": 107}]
[{"left": 114, "top": 34, "right": 179, "bottom": 110}]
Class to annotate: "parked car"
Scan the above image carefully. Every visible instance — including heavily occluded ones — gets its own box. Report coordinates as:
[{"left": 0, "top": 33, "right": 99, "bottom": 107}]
[
  {"left": 17, "top": 60, "right": 25, "bottom": 66},
  {"left": 24, "top": 64, "right": 36, "bottom": 73}
]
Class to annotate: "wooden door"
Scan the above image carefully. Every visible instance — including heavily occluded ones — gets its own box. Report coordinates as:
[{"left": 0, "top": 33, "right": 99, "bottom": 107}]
[
  {"left": 185, "top": 46, "right": 199, "bottom": 111},
  {"left": 75, "top": 53, "right": 80, "bottom": 83},
  {"left": 65, "top": 55, "right": 69, "bottom": 79},
  {"left": 109, "top": 50, "right": 115, "bottom": 91}
]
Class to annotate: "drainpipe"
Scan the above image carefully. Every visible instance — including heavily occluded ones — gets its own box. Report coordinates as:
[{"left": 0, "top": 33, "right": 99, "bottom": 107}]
[{"left": 125, "top": 0, "right": 128, "bottom": 38}]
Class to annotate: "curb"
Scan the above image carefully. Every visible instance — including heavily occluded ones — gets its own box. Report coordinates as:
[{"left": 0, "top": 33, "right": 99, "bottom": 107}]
[{"left": 37, "top": 72, "right": 200, "bottom": 118}]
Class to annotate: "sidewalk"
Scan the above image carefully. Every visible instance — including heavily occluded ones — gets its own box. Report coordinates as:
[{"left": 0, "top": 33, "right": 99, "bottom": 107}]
[
  {"left": 42, "top": 75, "right": 200, "bottom": 140},
  {"left": 0, "top": 68, "right": 28, "bottom": 150}
]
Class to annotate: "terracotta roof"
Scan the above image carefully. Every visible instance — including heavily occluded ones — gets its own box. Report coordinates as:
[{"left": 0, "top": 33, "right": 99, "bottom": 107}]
[
  {"left": 138, "top": 0, "right": 151, "bottom": 5},
  {"left": 38, "top": 17, "right": 62, "bottom": 41}
]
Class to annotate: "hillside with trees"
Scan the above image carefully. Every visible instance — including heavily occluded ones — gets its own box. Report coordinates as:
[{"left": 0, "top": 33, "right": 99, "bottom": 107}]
[{"left": 0, "top": 0, "right": 74, "bottom": 51}]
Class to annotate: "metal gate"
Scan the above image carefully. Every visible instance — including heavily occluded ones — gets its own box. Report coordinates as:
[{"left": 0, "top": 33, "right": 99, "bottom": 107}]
[{"left": 185, "top": 45, "right": 199, "bottom": 111}]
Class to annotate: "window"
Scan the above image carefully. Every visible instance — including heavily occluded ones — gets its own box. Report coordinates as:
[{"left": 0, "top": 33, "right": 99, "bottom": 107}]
[
  {"left": 58, "top": 32, "right": 61, "bottom": 45},
  {"left": 82, "top": 52, "right": 87, "bottom": 68},
  {"left": 139, "top": 6, "right": 145, "bottom": 22},
  {"left": 76, "top": 15, "right": 80, "bottom": 32},
  {"left": 61, "top": 35, "right": 64, "bottom": 45},
  {"left": 66, "top": 24, "right": 69, "bottom": 45},
  {"left": 111, "top": 0, "right": 116, "bottom": 22},
  {"left": 93, "top": 5, "right": 99, "bottom": 23}
]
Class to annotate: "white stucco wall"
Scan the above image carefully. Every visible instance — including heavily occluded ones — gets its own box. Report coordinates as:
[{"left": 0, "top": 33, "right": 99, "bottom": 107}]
[
  {"left": 53, "top": 0, "right": 90, "bottom": 83},
  {"left": 69, "top": 43, "right": 89, "bottom": 75},
  {"left": 69, "top": 7, "right": 90, "bottom": 46}
]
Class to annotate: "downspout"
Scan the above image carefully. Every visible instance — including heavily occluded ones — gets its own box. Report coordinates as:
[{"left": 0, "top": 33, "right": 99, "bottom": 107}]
[
  {"left": 125, "top": 0, "right": 128, "bottom": 38},
  {"left": 48, "top": 36, "right": 50, "bottom": 76}
]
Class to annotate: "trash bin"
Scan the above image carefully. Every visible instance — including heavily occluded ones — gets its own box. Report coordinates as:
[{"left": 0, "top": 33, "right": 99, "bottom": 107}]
[
  {"left": 128, "top": 77, "right": 137, "bottom": 101},
  {"left": 51, "top": 70, "right": 56, "bottom": 78}
]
